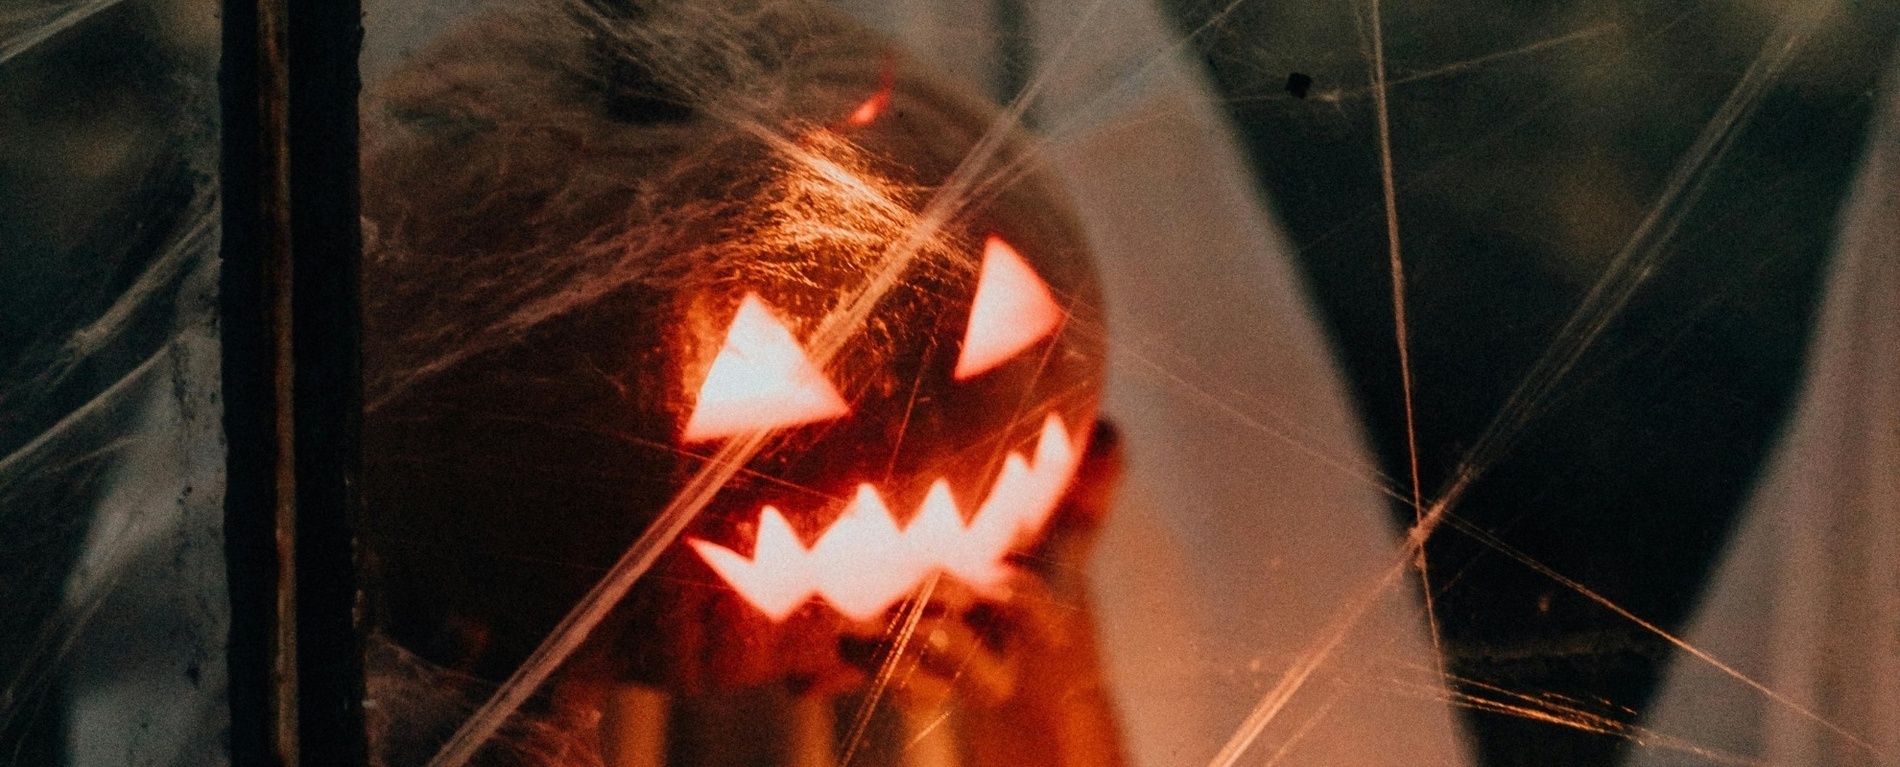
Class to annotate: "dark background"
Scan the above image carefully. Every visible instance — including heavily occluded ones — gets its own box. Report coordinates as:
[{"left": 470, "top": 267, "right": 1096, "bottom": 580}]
[{"left": 1160, "top": 0, "right": 1900, "bottom": 764}]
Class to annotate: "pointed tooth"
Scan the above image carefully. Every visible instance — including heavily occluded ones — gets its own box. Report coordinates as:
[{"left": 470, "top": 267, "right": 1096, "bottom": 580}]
[
  {"left": 1034, "top": 413, "right": 1074, "bottom": 470},
  {"left": 812, "top": 484, "right": 923, "bottom": 619},
  {"left": 906, "top": 480, "right": 966, "bottom": 552},
  {"left": 690, "top": 535, "right": 811, "bottom": 621},
  {"left": 912, "top": 478, "right": 992, "bottom": 585},
  {"left": 755, "top": 506, "right": 809, "bottom": 561},
  {"left": 946, "top": 457, "right": 1027, "bottom": 585},
  {"left": 985, "top": 454, "right": 1038, "bottom": 533}
]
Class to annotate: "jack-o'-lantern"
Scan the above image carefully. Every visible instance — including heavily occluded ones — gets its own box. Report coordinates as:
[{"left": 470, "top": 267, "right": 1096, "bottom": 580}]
[{"left": 359, "top": 1, "right": 1120, "bottom": 764}]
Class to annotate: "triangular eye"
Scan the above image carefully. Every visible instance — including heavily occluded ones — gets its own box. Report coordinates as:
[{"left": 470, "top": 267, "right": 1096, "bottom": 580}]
[
  {"left": 954, "top": 236, "right": 1064, "bottom": 380},
  {"left": 684, "top": 293, "right": 850, "bottom": 443}
]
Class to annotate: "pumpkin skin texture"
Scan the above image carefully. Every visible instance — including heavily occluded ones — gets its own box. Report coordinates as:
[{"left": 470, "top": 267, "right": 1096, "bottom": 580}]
[{"left": 359, "top": 1, "right": 1112, "bottom": 744}]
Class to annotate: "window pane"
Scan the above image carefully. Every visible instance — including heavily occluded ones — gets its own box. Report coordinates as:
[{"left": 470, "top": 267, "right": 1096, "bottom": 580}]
[
  {"left": 355, "top": 1, "right": 1900, "bottom": 766},
  {"left": 0, "top": 0, "right": 227, "bottom": 764},
  {"left": 355, "top": 2, "right": 1458, "bottom": 765}
]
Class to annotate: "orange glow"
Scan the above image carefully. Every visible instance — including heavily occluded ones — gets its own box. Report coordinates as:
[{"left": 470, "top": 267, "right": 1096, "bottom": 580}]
[
  {"left": 954, "top": 236, "right": 1064, "bottom": 380},
  {"left": 684, "top": 293, "right": 850, "bottom": 443},
  {"left": 686, "top": 413, "right": 1084, "bottom": 621},
  {"left": 844, "top": 60, "right": 896, "bottom": 127}
]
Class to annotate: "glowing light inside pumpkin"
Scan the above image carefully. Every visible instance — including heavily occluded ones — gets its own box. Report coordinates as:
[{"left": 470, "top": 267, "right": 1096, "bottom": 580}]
[
  {"left": 845, "top": 89, "right": 889, "bottom": 127},
  {"left": 688, "top": 413, "right": 1083, "bottom": 621},
  {"left": 684, "top": 293, "right": 850, "bottom": 443},
  {"left": 954, "top": 236, "right": 1065, "bottom": 380},
  {"left": 845, "top": 59, "right": 896, "bottom": 127}
]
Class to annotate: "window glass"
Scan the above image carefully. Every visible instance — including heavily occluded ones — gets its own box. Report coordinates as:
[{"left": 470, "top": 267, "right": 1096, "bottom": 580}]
[
  {"left": 0, "top": 1, "right": 226, "bottom": 763},
  {"left": 356, "top": 1, "right": 1899, "bottom": 765}
]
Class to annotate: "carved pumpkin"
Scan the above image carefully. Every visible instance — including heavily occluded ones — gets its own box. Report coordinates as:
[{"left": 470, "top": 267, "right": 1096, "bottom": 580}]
[{"left": 359, "top": 1, "right": 1113, "bottom": 759}]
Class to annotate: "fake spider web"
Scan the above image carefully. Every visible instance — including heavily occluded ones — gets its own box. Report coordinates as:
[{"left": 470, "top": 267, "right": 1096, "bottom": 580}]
[{"left": 1, "top": 0, "right": 1896, "bottom": 765}]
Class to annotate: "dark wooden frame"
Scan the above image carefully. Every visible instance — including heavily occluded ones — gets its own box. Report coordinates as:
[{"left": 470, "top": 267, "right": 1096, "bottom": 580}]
[{"left": 220, "top": 0, "right": 368, "bottom": 763}]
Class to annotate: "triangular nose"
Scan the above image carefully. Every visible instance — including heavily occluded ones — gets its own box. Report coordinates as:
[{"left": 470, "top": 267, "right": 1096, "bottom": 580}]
[
  {"left": 955, "top": 235, "right": 1064, "bottom": 380},
  {"left": 684, "top": 293, "right": 850, "bottom": 442}
]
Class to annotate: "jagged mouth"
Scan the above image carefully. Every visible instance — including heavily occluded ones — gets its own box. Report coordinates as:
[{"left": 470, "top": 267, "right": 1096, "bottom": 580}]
[{"left": 687, "top": 413, "right": 1083, "bottom": 621}]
